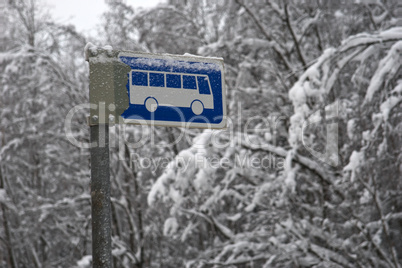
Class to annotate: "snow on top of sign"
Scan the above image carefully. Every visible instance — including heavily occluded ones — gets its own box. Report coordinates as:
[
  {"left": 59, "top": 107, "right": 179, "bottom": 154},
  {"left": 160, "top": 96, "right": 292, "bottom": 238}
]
[
  {"left": 130, "top": 56, "right": 221, "bottom": 72},
  {"left": 102, "top": 45, "right": 113, "bottom": 51},
  {"left": 84, "top": 42, "right": 97, "bottom": 61},
  {"left": 183, "top": 52, "right": 223, "bottom": 61},
  {"left": 84, "top": 43, "right": 114, "bottom": 62}
]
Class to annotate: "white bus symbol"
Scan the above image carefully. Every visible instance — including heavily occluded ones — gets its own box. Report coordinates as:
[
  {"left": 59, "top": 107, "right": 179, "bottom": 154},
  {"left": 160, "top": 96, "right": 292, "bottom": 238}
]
[{"left": 129, "top": 70, "right": 214, "bottom": 115}]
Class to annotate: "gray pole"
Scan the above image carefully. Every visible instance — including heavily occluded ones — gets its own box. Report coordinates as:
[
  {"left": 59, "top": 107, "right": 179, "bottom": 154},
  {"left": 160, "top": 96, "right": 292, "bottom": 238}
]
[{"left": 90, "top": 124, "right": 112, "bottom": 268}]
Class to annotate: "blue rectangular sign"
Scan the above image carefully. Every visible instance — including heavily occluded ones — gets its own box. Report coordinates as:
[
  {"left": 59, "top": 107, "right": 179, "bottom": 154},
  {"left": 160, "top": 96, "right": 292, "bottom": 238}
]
[{"left": 118, "top": 52, "right": 226, "bottom": 129}]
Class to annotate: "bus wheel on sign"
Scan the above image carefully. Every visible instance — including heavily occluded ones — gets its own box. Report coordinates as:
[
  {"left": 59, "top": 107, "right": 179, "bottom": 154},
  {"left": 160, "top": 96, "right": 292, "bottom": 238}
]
[
  {"left": 191, "top": 100, "right": 204, "bottom": 115},
  {"left": 145, "top": 97, "right": 158, "bottom": 112}
]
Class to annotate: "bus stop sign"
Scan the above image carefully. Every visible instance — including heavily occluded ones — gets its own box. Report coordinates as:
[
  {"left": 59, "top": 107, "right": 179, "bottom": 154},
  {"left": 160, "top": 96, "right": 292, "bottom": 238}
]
[{"left": 87, "top": 47, "right": 226, "bottom": 129}]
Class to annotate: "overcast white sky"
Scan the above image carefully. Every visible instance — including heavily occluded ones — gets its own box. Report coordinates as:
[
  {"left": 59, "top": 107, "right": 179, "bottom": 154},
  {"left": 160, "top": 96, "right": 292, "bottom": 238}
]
[{"left": 44, "top": 0, "right": 165, "bottom": 34}]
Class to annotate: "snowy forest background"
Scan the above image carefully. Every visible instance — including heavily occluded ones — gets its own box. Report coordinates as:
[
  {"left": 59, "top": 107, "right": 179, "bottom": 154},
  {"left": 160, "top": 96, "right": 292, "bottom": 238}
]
[{"left": 1, "top": 0, "right": 402, "bottom": 267}]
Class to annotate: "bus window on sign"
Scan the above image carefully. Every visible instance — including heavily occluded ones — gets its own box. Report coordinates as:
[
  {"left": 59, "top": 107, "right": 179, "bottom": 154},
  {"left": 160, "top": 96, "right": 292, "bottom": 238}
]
[
  {"left": 166, "top": 74, "right": 181, "bottom": 88},
  {"left": 133, "top": 71, "right": 148, "bottom": 86},
  {"left": 150, "top": 72, "right": 164, "bottom": 87},
  {"left": 197, "top": 76, "right": 211, "bottom": 95},
  {"left": 183, "top": 75, "right": 197, "bottom": 90}
]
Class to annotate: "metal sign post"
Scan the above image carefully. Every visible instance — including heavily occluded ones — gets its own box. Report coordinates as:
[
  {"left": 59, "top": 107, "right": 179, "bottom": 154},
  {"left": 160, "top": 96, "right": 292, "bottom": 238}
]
[
  {"left": 87, "top": 44, "right": 124, "bottom": 268},
  {"left": 90, "top": 124, "right": 111, "bottom": 267}
]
